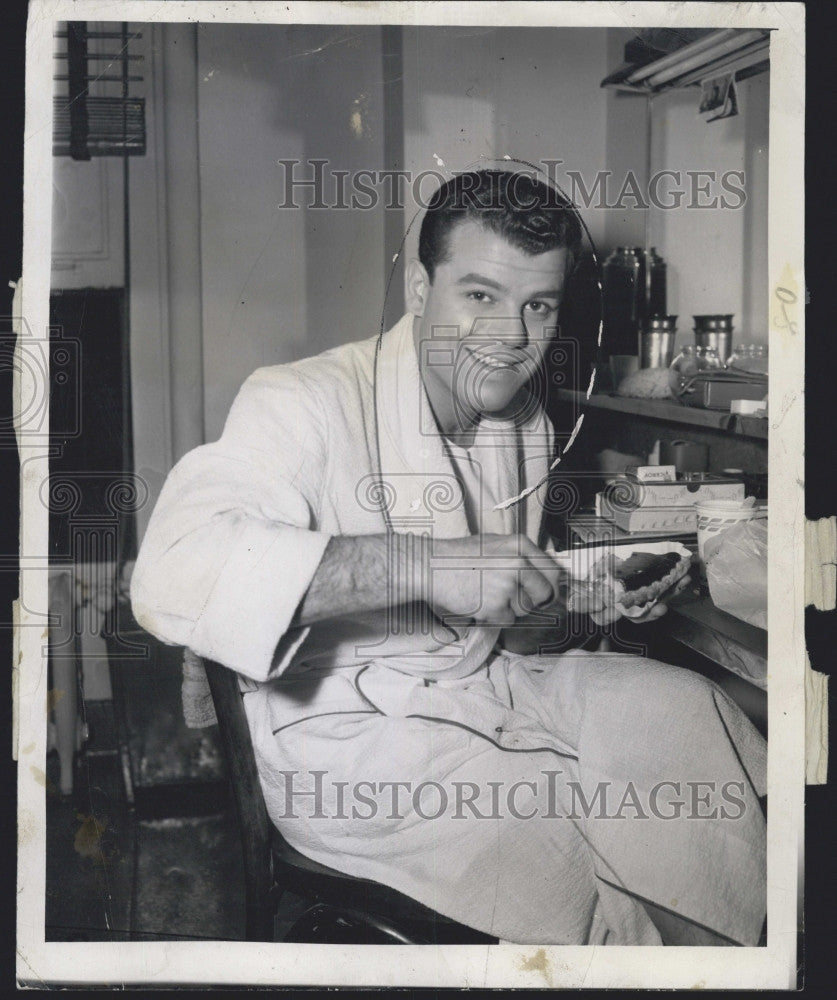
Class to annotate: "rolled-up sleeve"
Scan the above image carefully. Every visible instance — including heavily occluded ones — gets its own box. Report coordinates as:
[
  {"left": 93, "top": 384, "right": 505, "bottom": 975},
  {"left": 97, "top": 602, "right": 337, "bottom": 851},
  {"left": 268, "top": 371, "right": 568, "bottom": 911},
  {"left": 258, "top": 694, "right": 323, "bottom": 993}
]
[{"left": 130, "top": 366, "right": 331, "bottom": 680}]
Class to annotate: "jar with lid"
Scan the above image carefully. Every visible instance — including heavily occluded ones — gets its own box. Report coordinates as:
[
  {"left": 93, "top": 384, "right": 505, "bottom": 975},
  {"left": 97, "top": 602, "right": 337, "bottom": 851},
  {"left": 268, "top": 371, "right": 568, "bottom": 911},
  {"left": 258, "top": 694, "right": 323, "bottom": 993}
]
[
  {"left": 726, "top": 343, "right": 768, "bottom": 375},
  {"left": 668, "top": 344, "right": 725, "bottom": 400}
]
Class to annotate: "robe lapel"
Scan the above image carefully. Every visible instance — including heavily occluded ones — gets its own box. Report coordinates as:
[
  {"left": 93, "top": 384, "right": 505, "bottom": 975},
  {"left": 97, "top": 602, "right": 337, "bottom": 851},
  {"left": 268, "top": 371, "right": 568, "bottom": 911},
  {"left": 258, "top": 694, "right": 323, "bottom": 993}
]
[
  {"left": 373, "top": 314, "right": 552, "bottom": 547},
  {"left": 374, "top": 315, "right": 470, "bottom": 539},
  {"left": 352, "top": 315, "right": 554, "bottom": 683}
]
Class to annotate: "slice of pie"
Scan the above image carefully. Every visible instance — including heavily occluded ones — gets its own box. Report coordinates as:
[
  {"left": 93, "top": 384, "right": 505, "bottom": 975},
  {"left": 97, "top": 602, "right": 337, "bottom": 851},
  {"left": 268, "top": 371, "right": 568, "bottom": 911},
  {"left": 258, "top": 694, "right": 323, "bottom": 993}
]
[{"left": 589, "top": 549, "right": 693, "bottom": 617}]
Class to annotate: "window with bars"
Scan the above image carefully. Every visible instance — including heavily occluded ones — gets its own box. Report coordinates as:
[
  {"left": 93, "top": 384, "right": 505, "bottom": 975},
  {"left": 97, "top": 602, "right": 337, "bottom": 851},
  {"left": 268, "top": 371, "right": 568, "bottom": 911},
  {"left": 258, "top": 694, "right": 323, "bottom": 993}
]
[{"left": 53, "top": 21, "right": 146, "bottom": 158}]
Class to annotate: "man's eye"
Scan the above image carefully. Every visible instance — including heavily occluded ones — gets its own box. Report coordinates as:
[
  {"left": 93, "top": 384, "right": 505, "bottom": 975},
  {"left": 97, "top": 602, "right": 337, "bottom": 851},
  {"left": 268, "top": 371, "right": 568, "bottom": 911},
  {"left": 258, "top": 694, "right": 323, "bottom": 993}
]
[
  {"left": 466, "top": 291, "right": 494, "bottom": 304},
  {"left": 525, "top": 300, "right": 557, "bottom": 315}
]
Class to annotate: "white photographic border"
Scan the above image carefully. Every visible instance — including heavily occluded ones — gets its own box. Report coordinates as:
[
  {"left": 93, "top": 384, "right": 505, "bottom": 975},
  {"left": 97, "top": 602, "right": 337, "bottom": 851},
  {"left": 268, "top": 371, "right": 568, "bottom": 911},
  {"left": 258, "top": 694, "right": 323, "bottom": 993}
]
[{"left": 16, "top": 1, "right": 804, "bottom": 988}]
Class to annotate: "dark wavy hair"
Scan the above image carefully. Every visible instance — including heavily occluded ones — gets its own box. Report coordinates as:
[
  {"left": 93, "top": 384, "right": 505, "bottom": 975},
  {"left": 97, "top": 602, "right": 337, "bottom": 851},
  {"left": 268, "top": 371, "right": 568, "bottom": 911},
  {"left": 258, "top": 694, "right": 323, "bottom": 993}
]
[{"left": 418, "top": 169, "right": 583, "bottom": 282}]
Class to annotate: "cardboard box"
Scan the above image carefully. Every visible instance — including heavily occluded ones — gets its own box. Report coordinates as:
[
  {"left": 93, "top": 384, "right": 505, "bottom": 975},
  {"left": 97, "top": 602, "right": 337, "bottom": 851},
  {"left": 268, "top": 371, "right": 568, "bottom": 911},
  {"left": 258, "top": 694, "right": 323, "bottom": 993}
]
[
  {"left": 597, "top": 494, "right": 698, "bottom": 533},
  {"left": 602, "top": 477, "right": 745, "bottom": 508}
]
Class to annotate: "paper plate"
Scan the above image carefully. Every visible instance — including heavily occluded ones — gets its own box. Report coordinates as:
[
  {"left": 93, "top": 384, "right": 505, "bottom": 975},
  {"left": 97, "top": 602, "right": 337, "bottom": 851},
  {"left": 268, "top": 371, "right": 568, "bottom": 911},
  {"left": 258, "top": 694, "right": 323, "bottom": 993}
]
[{"left": 549, "top": 540, "right": 693, "bottom": 617}]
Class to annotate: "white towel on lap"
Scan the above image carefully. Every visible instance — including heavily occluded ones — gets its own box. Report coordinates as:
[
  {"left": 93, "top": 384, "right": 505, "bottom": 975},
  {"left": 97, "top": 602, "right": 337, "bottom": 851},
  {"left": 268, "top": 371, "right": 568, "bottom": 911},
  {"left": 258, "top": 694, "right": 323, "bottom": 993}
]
[{"left": 245, "top": 651, "right": 765, "bottom": 946}]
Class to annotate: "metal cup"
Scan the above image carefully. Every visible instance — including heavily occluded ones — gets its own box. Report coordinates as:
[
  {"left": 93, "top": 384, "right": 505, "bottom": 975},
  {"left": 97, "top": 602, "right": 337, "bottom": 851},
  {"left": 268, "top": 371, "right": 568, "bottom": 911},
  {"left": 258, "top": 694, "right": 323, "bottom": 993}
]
[
  {"left": 693, "top": 314, "right": 734, "bottom": 363},
  {"left": 693, "top": 314, "right": 733, "bottom": 327},
  {"left": 694, "top": 330, "right": 732, "bottom": 364},
  {"left": 640, "top": 330, "right": 677, "bottom": 368},
  {"left": 640, "top": 315, "right": 677, "bottom": 368}
]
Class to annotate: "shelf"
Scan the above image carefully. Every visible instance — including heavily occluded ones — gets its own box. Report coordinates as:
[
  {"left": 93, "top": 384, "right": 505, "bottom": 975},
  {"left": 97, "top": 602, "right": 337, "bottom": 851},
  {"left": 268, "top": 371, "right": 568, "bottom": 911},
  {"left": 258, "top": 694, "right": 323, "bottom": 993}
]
[
  {"left": 659, "top": 588, "right": 767, "bottom": 691},
  {"left": 554, "top": 388, "right": 768, "bottom": 440}
]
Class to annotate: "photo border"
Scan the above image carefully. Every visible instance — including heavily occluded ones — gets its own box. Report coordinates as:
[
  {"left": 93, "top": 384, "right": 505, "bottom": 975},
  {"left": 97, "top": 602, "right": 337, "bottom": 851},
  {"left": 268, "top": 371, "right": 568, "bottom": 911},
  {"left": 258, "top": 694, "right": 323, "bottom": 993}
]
[{"left": 16, "top": 1, "right": 804, "bottom": 988}]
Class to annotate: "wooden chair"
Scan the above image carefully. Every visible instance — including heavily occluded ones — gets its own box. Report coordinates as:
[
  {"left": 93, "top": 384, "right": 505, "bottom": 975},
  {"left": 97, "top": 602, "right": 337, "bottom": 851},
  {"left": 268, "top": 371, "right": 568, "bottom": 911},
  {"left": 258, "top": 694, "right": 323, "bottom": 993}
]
[{"left": 201, "top": 657, "right": 498, "bottom": 944}]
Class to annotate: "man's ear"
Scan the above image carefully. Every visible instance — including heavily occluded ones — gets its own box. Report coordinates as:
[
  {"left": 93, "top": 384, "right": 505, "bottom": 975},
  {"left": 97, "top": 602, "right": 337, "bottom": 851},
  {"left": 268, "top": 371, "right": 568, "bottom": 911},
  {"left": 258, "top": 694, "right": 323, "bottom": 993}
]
[{"left": 405, "top": 258, "right": 430, "bottom": 316}]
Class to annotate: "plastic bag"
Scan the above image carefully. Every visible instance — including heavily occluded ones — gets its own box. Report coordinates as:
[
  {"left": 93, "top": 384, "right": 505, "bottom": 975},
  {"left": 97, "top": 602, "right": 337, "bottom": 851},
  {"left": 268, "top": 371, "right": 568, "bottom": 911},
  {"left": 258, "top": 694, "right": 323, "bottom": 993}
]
[{"left": 705, "top": 517, "right": 767, "bottom": 629}]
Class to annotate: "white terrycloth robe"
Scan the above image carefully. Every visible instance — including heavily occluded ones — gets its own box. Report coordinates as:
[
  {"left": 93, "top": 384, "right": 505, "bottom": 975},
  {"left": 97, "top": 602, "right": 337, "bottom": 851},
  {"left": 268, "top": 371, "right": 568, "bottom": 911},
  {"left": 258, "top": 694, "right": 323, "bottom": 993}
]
[{"left": 131, "top": 313, "right": 767, "bottom": 946}]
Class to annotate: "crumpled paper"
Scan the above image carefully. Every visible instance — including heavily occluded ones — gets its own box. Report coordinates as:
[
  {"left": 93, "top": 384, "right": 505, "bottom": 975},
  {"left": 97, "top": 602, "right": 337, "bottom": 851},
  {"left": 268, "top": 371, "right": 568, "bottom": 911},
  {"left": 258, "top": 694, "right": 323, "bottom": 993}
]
[{"left": 705, "top": 518, "right": 767, "bottom": 629}]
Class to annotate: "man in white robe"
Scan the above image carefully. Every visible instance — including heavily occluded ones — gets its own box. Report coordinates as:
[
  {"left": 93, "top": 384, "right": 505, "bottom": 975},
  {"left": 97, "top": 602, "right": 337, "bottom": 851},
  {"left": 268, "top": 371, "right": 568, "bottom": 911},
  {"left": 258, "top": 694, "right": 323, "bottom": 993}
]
[{"left": 131, "top": 170, "right": 766, "bottom": 946}]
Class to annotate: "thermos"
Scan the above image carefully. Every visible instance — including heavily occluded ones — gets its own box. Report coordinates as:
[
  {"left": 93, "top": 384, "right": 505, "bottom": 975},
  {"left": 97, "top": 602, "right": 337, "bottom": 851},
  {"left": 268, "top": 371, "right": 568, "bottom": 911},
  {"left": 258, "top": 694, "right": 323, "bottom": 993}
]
[
  {"left": 638, "top": 247, "right": 667, "bottom": 323},
  {"left": 603, "top": 247, "right": 668, "bottom": 358},
  {"left": 602, "top": 247, "right": 641, "bottom": 357}
]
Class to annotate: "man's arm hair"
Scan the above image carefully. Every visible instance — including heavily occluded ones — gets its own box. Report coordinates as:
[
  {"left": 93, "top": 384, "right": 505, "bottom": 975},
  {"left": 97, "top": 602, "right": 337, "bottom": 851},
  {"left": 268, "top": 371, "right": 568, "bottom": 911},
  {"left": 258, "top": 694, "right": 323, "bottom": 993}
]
[{"left": 294, "top": 533, "right": 428, "bottom": 625}]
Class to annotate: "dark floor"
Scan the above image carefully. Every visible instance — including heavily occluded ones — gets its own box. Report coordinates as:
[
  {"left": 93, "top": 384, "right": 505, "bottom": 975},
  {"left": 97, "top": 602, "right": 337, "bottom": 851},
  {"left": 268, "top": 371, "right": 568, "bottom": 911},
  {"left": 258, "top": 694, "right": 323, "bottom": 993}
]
[
  {"left": 45, "top": 700, "right": 249, "bottom": 942},
  {"left": 45, "top": 637, "right": 310, "bottom": 942}
]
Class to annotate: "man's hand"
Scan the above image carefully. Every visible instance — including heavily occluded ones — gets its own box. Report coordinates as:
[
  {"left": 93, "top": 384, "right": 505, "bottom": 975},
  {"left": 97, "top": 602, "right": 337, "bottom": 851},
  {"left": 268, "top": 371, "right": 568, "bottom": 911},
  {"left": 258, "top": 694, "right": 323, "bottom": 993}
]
[
  {"left": 498, "top": 563, "right": 694, "bottom": 655},
  {"left": 424, "top": 533, "right": 565, "bottom": 628},
  {"left": 297, "top": 531, "right": 692, "bottom": 635}
]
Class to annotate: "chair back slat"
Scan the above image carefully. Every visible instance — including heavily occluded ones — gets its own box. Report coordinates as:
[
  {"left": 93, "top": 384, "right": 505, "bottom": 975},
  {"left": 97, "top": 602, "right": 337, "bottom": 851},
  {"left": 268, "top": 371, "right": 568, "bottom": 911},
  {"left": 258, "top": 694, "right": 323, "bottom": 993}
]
[{"left": 202, "top": 657, "right": 274, "bottom": 941}]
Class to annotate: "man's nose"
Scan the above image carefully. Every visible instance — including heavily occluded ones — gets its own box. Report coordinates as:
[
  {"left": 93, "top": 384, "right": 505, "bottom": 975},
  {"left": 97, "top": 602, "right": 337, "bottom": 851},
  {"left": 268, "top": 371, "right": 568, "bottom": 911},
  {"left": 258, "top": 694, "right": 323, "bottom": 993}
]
[{"left": 469, "top": 315, "right": 529, "bottom": 348}]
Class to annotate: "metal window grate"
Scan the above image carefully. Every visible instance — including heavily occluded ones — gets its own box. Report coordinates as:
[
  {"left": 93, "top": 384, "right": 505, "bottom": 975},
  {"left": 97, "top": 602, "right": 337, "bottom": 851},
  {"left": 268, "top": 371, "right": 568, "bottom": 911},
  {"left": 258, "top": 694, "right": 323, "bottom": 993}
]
[{"left": 53, "top": 21, "right": 146, "bottom": 158}]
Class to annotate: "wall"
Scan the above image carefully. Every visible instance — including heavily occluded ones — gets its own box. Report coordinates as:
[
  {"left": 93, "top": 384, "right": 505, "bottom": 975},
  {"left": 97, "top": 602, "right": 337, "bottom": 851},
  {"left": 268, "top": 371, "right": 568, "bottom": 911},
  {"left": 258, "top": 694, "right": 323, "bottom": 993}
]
[
  {"left": 139, "top": 24, "right": 621, "bottom": 448},
  {"left": 397, "top": 27, "right": 612, "bottom": 271},
  {"left": 648, "top": 71, "right": 770, "bottom": 351},
  {"left": 604, "top": 29, "right": 650, "bottom": 251},
  {"left": 131, "top": 25, "right": 770, "bottom": 475},
  {"left": 196, "top": 24, "right": 387, "bottom": 441},
  {"left": 51, "top": 159, "right": 125, "bottom": 289}
]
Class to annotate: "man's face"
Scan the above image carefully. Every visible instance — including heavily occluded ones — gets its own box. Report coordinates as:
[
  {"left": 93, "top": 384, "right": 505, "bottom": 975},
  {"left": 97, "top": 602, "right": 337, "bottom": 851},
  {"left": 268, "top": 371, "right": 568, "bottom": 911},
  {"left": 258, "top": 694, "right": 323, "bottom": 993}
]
[{"left": 409, "top": 220, "right": 568, "bottom": 433}]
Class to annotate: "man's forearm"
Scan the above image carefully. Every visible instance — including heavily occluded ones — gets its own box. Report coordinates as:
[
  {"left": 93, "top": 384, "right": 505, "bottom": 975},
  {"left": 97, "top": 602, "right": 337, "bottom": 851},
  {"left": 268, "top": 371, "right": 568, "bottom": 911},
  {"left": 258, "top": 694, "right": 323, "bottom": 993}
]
[{"left": 294, "top": 533, "right": 428, "bottom": 625}]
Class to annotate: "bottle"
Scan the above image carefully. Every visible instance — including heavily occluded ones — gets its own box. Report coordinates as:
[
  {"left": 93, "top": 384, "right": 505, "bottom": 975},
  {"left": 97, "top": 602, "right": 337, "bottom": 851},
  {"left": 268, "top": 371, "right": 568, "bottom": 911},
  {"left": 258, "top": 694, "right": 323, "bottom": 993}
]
[{"left": 602, "top": 247, "right": 641, "bottom": 357}]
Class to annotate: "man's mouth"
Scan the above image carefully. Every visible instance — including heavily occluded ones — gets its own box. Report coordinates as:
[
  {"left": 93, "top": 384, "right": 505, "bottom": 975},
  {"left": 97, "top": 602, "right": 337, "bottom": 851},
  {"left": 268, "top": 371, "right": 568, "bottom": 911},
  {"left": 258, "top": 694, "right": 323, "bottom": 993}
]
[
  {"left": 465, "top": 346, "right": 530, "bottom": 372},
  {"left": 478, "top": 355, "right": 518, "bottom": 370}
]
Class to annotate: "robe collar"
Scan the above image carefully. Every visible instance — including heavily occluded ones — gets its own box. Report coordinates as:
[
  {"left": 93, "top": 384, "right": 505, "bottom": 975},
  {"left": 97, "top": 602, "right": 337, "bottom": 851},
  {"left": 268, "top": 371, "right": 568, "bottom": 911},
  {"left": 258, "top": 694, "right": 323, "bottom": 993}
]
[{"left": 372, "top": 313, "right": 552, "bottom": 544}]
